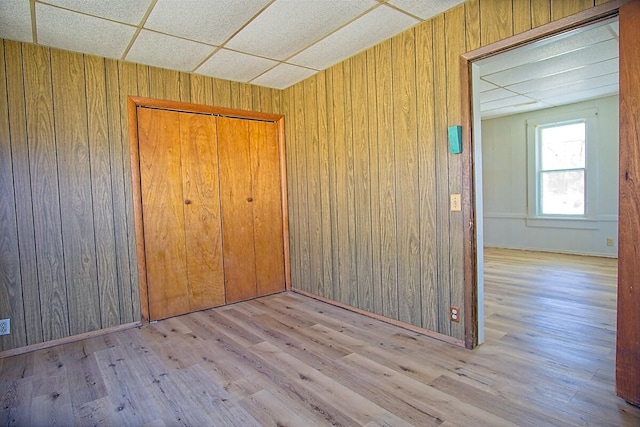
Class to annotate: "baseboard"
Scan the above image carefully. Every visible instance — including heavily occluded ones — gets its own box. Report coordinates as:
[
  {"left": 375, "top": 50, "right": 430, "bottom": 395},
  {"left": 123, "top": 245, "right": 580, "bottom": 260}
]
[
  {"left": 0, "top": 321, "right": 142, "bottom": 359},
  {"left": 290, "top": 289, "right": 466, "bottom": 348}
]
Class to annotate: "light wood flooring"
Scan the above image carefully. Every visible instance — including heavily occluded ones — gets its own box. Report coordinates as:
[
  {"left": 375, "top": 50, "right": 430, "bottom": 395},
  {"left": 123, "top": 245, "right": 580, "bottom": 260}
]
[{"left": 1, "top": 248, "right": 639, "bottom": 426}]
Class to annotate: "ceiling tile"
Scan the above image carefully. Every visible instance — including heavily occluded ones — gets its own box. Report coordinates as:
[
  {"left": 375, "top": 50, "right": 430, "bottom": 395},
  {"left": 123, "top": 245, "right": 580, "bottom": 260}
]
[
  {"left": 482, "top": 39, "right": 618, "bottom": 87},
  {"left": 145, "top": 0, "right": 269, "bottom": 45},
  {"left": 477, "top": 79, "right": 499, "bottom": 93},
  {"left": 196, "top": 49, "right": 278, "bottom": 82},
  {"left": 481, "top": 95, "right": 535, "bottom": 111},
  {"left": 36, "top": 3, "right": 136, "bottom": 59},
  {"left": 542, "top": 84, "right": 618, "bottom": 107},
  {"left": 387, "top": 0, "right": 464, "bottom": 19},
  {"left": 251, "top": 63, "right": 316, "bottom": 89},
  {"left": 482, "top": 101, "right": 554, "bottom": 119},
  {"left": 226, "top": 0, "right": 376, "bottom": 60},
  {"left": 534, "top": 74, "right": 618, "bottom": 102},
  {"left": 126, "top": 30, "right": 214, "bottom": 72},
  {"left": 481, "top": 88, "right": 518, "bottom": 103},
  {"left": 478, "top": 21, "right": 615, "bottom": 76},
  {"left": 0, "top": 0, "right": 32, "bottom": 42},
  {"left": 43, "top": 0, "right": 151, "bottom": 25},
  {"left": 289, "top": 5, "right": 418, "bottom": 70},
  {"left": 507, "top": 58, "right": 618, "bottom": 94}
]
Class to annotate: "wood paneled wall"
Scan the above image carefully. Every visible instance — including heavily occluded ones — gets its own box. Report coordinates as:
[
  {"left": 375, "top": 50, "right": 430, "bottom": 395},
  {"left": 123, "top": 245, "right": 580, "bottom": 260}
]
[
  {"left": 0, "top": 40, "right": 280, "bottom": 352},
  {"left": 282, "top": 0, "right": 610, "bottom": 341}
]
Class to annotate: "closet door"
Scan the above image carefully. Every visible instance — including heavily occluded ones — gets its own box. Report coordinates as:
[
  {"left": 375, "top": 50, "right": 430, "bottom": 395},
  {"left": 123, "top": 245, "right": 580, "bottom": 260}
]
[
  {"left": 138, "top": 108, "right": 224, "bottom": 320},
  {"left": 218, "top": 117, "right": 285, "bottom": 303},
  {"left": 218, "top": 117, "right": 258, "bottom": 303},
  {"left": 249, "top": 120, "right": 285, "bottom": 296}
]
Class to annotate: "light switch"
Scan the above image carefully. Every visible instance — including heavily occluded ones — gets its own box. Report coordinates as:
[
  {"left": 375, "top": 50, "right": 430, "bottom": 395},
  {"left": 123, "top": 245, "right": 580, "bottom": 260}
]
[{"left": 450, "top": 193, "right": 461, "bottom": 212}]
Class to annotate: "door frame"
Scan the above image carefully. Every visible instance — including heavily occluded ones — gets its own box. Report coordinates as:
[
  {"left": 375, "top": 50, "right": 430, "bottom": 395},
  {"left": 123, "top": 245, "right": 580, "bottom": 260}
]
[
  {"left": 127, "top": 96, "right": 291, "bottom": 321},
  {"left": 459, "top": 1, "right": 626, "bottom": 346}
]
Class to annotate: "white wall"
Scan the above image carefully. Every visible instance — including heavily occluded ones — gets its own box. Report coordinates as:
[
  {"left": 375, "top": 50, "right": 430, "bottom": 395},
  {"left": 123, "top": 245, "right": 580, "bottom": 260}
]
[{"left": 482, "top": 95, "right": 619, "bottom": 257}]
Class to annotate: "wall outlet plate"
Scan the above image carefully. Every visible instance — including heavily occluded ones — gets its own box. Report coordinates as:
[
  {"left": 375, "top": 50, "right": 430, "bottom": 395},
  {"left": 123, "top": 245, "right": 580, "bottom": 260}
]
[{"left": 0, "top": 319, "right": 10, "bottom": 336}]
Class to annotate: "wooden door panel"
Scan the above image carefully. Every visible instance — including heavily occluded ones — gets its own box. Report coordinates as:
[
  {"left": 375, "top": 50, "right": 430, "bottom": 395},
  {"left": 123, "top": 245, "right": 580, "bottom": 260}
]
[
  {"left": 218, "top": 117, "right": 257, "bottom": 303},
  {"left": 180, "top": 112, "right": 225, "bottom": 310},
  {"left": 249, "top": 120, "right": 285, "bottom": 296},
  {"left": 137, "top": 108, "right": 189, "bottom": 320}
]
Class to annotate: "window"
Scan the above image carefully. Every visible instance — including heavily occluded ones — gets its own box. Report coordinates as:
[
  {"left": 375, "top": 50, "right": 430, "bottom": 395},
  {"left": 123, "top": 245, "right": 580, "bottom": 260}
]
[
  {"left": 526, "top": 108, "right": 599, "bottom": 227},
  {"left": 536, "top": 121, "right": 586, "bottom": 216}
]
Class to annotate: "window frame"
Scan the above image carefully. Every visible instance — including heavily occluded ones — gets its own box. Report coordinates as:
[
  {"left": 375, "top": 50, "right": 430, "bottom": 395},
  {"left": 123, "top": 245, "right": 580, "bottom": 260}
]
[{"left": 526, "top": 108, "right": 599, "bottom": 229}]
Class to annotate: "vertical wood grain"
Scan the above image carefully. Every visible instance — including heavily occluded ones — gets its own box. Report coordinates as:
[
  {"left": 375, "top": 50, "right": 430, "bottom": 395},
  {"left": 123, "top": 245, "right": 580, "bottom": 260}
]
[
  {"left": 105, "top": 59, "right": 135, "bottom": 325},
  {"left": 531, "top": 0, "right": 552, "bottom": 27},
  {"left": 324, "top": 69, "right": 339, "bottom": 302},
  {"left": 214, "top": 78, "right": 232, "bottom": 108},
  {"left": 465, "top": 0, "right": 481, "bottom": 59},
  {"left": 375, "top": 39, "right": 399, "bottom": 320},
  {"left": 446, "top": 5, "right": 468, "bottom": 340},
  {"left": 281, "top": 88, "right": 299, "bottom": 290},
  {"left": 117, "top": 61, "right": 140, "bottom": 324},
  {"left": 415, "top": 20, "right": 438, "bottom": 332},
  {"left": 22, "top": 43, "right": 70, "bottom": 341},
  {"left": 513, "top": 0, "right": 533, "bottom": 34},
  {"left": 0, "top": 40, "right": 27, "bottom": 351},
  {"left": 365, "top": 48, "right": 383, "bottom": 316},
  {"left": 342, "top": 59, "right": 358, "bottom": 308},
  {"left": 480, "top": 0, "right": 514, "bottom": 46},
  {"left": 303, "top": 76, "right": 323, "bottom": 298},
  {"left": 293, "top": 83, "right": 310, "bottom": 296},
  {"left": 136, "top": 64, "right": 150, "bottom": 98},
  {"left": 179, "top": 72, "right": 191, "bottom": 103},
  {"left": 551, "top": 0, "right": 595, "bottom": 20},
  {"left": 51, "top": 49, "right": 101, "bottom": 336},
  {"left": 316, "top": 71, "right": 333, "bottom": 300},
  {"left": 84, "top": 55, "right": 120, "bottom": 329},
  {"left": 180, "top": 113, "right": 225, "bottom": 310},
  {"left": 616, "top": 0, "right": 640, "bottom": 406},
  {"left": 217, "top": 117, "right": 258, "bottom": 303},
  {"left": 189, "top": 74, "right": 214, "bottom": 106},
  {"left": 4, "top": 40, "right": 43, "bottom": 346},
  {"left": 351, "top": 52, "right": 374, "bottom": 313},
  {"left": 250, "top": 120, "right": 286, "bottom": 296},
  {"left": 137, "top": 108, "right": 190, "bottom": 320},
  {"left": 392, "top": 30, "right": 421, "bottom": 325},
  {"left": 433, "top": 15, "right": 452, "bottom": 335}
]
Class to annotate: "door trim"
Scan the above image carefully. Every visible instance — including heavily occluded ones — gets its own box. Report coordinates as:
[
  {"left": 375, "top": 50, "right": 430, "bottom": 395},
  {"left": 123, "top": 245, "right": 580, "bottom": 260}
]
[
  {"left": 459, "top": 0, "right": 628, "bottom": 349},
  {"left": 127, "top": 96, "right": 291, "bottom": 321}
]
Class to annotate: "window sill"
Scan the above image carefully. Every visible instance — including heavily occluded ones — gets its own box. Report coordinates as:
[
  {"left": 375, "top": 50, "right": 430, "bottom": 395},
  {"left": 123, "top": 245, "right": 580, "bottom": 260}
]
[{"left": 526, "top": 217, "right": 599, "bottom": 230}]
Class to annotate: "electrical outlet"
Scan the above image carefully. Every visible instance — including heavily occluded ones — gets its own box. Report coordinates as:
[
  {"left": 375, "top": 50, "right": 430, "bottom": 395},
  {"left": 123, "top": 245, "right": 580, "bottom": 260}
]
[
  {"left": 0, "top": 319, "right": 10, "bottom": 336},
  {"left": 450, "top": 194, "right": 461, "bottom": 212},
  {"left": 450, "top": 306, "right": 460, "bottom": 323},
  {"left": 607, "top": 238, "right": 615, "bottom": 247}
]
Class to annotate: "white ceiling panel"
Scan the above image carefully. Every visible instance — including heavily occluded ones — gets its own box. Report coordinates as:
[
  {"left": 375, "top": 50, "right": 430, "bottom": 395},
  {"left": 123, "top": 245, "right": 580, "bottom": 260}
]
[
  {"left": 225, "top": 0, "right": 376, "bottom": 60},
  {"left": 126, "top": 30, "right": 214, "bottom": 72},
  {"left": 481, "top": 95, "right": 536, "bottom": 112},
  {"left": 36, "top": 3, "right": 135, "bottom": 59},
  {"left": 197, "top": 49, "right": 278, "bottom": 82},
  {"left": 480, "top": 87, "right": 519, "bottom": 103},
  {"left": 289, "top": 5, "right": 418, "bottom": 70},
  {"left": 483, "top": 39, "right": 618, "bottom": 87},
  {"left": 533, "top": 73, "right": 618, "bottom": 101},
  {"left": 387, "top": 0, "right": 465, "bottom": 19},
  {"left": 482, "top": 101, "right": 554, "bottom": 119},
  {"left": 0, "top": 0, "right": 32, "bottom": 43},
  {"left": 506, "top": 58, "right": 618, "bottom": 94},
  {"left": 251, "top": 63, "right": 317, "bottom": 90},
  {"left": 145, "top": 0, "right": 269, "bottom": 46},
  {"left": 43, "top": 0, "right": 151, "bottom": 26},
  {"left": 542, "top": 84, "right": 619, "bottom": 107},
  {"left": 477, "top": 79, "right": 499, "bottom": 93},
  {"left": 478, "top": 22, "right": 615, "bottom": 76}
]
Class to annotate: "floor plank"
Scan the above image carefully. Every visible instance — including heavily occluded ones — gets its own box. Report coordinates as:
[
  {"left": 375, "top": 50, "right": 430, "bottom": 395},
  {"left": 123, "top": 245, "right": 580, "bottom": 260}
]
[{"left": 1, "top": 248, "right": 639, "bottom": 426}]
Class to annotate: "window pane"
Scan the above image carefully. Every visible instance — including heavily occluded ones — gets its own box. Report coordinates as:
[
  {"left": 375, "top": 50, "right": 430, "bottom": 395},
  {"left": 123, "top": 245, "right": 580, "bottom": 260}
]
[
  {"left": 540, "top": 122, "right": 585, "bottom": 170},
  {"left": 541, "top": 170, "right": 584, "bottom": 215}
]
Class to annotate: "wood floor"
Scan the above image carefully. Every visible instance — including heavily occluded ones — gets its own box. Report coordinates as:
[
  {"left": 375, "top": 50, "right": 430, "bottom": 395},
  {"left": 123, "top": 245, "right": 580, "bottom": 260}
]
[{"left": 2, "top": 248, "right": 639, "bottom": 426}]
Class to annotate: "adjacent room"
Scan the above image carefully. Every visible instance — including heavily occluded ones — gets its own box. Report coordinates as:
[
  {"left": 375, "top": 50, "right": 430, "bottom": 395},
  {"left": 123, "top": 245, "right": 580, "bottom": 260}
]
[{"left": 1, "top": 0, "right": 639, "bottom": 425}]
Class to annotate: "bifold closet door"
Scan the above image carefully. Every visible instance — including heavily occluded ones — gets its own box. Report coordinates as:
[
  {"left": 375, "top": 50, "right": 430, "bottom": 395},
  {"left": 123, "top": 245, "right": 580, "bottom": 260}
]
[
  {"left": 217, "top": 117, "right": 285, "bottom": 303},
  {"left": 137, "top": 108, "right": 224, "bottom": 320}
]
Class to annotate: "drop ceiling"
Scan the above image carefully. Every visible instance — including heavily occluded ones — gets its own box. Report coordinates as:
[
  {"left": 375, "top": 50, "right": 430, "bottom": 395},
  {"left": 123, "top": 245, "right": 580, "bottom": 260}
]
[
  {"left": 0, "top": 0, "right": 465, "bottom": 90},
  {"left": 477, "top": 18, "right": 619, "bottom": 119}
]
